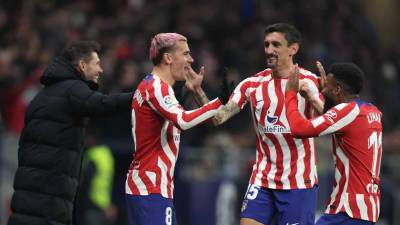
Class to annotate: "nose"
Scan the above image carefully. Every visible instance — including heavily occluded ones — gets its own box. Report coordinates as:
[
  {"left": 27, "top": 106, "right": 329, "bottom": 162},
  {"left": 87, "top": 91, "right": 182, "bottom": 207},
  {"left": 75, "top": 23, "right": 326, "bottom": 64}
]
[
  {"left": 265, "top": 45, "right": 274, "bottom": 54},
  {"left": 99, "top": 66, "right": 104, "bottom": 74},
  {"left": 188, "top": 55, "right": 194, "bottom": 64}
]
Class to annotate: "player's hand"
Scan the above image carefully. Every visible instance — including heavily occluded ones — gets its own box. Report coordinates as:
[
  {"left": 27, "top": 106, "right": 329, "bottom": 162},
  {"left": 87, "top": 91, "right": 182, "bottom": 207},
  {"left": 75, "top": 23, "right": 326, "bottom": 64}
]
[
  {"left": 218, "top": 67, "right": 235, "bottom": 105},
  {"left": 299, "top": 80, "right": 312, "bottom": 100},
  {"left": 184, "top": 66, "right": 204, "bottom": 92},
  {"left": 316, "top": 61, "right": 327, "bottom": 91},
  {"left": 286, "top": 64, "right": 300, "bottom": 92}
]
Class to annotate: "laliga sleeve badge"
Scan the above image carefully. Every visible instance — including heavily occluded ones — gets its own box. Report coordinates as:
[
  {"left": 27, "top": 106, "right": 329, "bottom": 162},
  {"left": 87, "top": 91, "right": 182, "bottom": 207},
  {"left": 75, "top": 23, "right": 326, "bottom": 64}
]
[{"left": 163, "top": 95, "right": 179, "bottom": 109}]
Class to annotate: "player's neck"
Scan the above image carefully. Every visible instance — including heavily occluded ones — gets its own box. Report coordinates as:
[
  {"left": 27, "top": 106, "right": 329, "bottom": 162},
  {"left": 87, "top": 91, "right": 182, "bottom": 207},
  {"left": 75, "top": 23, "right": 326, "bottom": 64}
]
[
  {"left": 152, "top": 66, "right": 175, "bottom": 86},
  {"left": 272, "top": 62, "right": 295, "bottom": 79}
]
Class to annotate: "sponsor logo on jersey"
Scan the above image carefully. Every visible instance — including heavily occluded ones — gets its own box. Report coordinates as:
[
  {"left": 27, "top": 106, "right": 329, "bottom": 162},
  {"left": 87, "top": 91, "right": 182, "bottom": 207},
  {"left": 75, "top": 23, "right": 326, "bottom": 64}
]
[
  {"left": 173, "top": 134, "right": 180, "bottom": 142},
  {"left": 259, "top": 111, "right": 290, "bottom": 133},
  {"left": 325, "top": 109, "right": 337, "bottom": 123}
]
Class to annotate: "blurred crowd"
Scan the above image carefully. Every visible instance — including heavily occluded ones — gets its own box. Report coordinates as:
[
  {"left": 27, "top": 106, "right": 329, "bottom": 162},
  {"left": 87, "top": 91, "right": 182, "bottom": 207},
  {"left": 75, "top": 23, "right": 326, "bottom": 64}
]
[{"left": 1, "top": 0, "right": 400, "bottom": 224}]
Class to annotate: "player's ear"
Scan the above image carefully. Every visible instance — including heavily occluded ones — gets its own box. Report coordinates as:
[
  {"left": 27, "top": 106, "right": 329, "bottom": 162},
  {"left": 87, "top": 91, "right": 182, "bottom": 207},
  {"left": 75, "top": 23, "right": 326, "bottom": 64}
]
[
  {"left": 289, "top": 43, "right": 299, "bottom": 56},
  {"left": 163, "top": 52, "right": 173, "bottom": 65},
  {"left": 77, "top": 59, "right": 86, "bottom": 72},
  {"left": 335, "top": 83, "right": 344, "bottom": 96}
]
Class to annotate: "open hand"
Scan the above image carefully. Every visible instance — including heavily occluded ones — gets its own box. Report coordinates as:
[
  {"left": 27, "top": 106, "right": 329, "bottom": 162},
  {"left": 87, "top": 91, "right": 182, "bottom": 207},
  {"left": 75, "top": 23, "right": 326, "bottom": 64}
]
[
  {"left": 299, "top": 80, "right": 311, "bottom": 100},
  {"left": 184, "top": 66, "right": 204, "bottom": 92},
  {"left": 316, "top": 61, "right": 327, "bottom": 91}
]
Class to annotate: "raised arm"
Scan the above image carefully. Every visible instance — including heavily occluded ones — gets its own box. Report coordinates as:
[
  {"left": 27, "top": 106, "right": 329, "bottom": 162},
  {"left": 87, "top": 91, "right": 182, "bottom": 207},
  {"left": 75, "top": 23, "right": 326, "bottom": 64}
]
[
  {"left": 285, "top": 67, "right": 359, "bottom": 138},
  {"left": 299, "top": 79, "right": 324, "bottom": 115},
  {"left": 298, "top": 61, "right": 328, "bottom": 115}
]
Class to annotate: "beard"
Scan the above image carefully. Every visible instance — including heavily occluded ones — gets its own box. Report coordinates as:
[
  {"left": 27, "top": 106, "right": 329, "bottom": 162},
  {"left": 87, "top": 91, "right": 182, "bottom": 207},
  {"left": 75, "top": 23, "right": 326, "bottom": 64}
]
[
  {"left": 266, "top": 54, "right": 278, "bottom": 68},
  {"left": 323, "top": 93, "right": 336, "bottom": 113}
]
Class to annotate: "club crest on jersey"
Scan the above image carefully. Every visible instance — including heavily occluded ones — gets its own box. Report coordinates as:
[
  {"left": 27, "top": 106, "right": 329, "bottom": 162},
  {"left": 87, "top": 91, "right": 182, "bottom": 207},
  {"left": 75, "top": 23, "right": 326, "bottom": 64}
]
[{"left": 163, "top": 95, "right": 178, "bottom": 109}]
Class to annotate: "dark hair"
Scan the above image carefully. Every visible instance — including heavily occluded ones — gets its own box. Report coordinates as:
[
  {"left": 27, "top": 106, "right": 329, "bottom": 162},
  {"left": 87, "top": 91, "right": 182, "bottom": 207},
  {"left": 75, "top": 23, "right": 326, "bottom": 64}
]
[
  {"left": 328, "top": 63, "right": 364, "bottom": 94},
  {"left": 264, "top": 23, "right": 301, "bottom": 46},
  {"left": 62, "top": 40, "right": 101, "bottom": 66}
]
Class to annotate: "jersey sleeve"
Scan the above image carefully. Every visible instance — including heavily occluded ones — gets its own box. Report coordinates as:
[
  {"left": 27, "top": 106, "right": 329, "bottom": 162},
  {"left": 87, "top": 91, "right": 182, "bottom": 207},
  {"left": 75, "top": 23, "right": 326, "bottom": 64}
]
[
  {"left": 230, "top": 77, "right": 254, "bottom": 110},
  {"left": 147, "top": 79, "right": 222, "bottom": 130},
  {"left": 285, "top": 91, "right": 360, "bottom": 138}
]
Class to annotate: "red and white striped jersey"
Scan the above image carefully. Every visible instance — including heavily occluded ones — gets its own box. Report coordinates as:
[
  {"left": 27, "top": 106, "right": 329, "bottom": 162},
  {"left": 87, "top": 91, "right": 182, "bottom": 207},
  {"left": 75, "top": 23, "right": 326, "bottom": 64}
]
[
  {"left": 285, "top": 91, "right": 383, "bottom": 222},
  {"left": 231, "top": 68, "right": 321, "bottom": 189},
  {"left": 126, "top": 74, "right": 222, "bottom": 199}
]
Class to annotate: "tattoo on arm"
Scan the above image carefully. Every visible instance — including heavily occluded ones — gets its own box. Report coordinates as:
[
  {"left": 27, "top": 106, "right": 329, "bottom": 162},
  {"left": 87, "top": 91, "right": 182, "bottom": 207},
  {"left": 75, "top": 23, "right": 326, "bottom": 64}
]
[
  {"left": 192, "top": 88, "right": 210, "bottom": 106},
  {"left": 213, "top": 100, "right": 240, "bottom": 125},
  {"left": 191, "top": 88, "right": 240, "bottom": 125}
]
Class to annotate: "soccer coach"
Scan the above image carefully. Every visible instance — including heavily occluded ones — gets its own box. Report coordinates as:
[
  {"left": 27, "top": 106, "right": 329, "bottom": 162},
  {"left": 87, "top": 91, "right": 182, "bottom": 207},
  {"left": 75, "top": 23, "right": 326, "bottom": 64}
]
[{"left": 7, "top": 40, "right": 132, "bottom": 225}]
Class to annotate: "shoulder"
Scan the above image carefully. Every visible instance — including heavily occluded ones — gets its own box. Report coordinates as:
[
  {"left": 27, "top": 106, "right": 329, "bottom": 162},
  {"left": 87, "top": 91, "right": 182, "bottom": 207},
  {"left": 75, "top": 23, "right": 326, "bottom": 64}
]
[
  {"left": 299, "top": 67, "right": 319, "bottom": 89},
  {"left": 253, "top": 68, "right": 272, "bottom": 80},
  {"left": 324, "top": 102, "right": 360, "bottom": 122},
  {"left": 299, "top": 67, "right": 318, "bottom": 80},
  {"left": 356, "top": 100, "right": 383, "bottom": 116},
  {"left": 239, "top": 69, "right": 272, "bottom": 86},
  {"left": 146, "top": 77, "right": 174, "bottom": 100},
  {"left": 65, "top": 80, "right": 91, "bottom": 94}
]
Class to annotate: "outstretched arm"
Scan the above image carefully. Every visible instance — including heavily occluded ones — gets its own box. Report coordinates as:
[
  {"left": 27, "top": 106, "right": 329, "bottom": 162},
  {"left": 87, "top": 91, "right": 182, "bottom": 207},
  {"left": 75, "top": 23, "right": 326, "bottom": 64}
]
[
  {"left": 146, "top": 80, "right": 222, "bottom": 130},
  {"left": 68, "top": 81, "right": 132, "bottom": 116},
  {"left": 213, "top": 100, "right": 240, "bottom": 124}
]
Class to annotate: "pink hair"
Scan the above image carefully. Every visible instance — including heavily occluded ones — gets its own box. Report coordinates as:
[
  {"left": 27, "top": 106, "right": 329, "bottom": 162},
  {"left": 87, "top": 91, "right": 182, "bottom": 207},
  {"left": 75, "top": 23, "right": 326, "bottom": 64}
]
[{"left": 149, "top": 33, "right": 187, "bottom": 65}]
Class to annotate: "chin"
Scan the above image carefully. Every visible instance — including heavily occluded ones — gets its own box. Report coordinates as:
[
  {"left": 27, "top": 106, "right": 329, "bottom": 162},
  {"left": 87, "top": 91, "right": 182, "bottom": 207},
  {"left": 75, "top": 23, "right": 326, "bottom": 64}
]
[{"left": 174, "top": 73, "right": 186, "bottom": 81}]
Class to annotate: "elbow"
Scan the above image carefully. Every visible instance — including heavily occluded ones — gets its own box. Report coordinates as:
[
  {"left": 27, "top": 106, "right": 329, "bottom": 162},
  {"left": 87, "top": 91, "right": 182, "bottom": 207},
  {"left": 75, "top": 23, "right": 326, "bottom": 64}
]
[
  {"left": 177, "top": 122, "right": 192, "bottom": 131},
  {"left": 212, "top": 117, "right": 223, "bottom": 126},
  {"left": 290, "top": 129, "right": 303, "bottom": 138},
  {"left": 289, "top": 125, "right": 309, "bottom": 139}
]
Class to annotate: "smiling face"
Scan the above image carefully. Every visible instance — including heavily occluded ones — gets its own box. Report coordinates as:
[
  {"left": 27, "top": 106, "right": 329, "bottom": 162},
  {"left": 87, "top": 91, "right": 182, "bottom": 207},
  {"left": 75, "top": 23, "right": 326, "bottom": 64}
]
[
  {"left": 264, "top": 32, "right": 298, "bottom": 70},
  {"left": 80, "top": 52, "right": 103, "bottom": 84},
  {"left": 168, "top": 40, "right": 194, "bottom": 81}
]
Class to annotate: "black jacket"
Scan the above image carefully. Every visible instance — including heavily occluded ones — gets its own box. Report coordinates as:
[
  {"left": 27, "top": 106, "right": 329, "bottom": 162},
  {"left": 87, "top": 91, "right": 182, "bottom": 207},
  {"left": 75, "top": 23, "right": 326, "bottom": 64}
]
[{"left": 7, "top": 57, "right": 132, "bottom": 225}]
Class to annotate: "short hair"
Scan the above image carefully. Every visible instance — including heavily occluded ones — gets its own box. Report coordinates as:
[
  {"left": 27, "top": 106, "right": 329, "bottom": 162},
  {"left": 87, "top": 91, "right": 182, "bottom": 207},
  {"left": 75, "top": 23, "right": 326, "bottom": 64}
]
[
  {"left": 62, "top": 40, "right": 101, "bottom": 66},
  {"left": 328, "top": 63, "right": 364, "bottom": 94},
  {"left": 264, "top": 23, "right": 301, "bottom": 46},
  {"left": 149, "top": 33, "right": 187, "bottom": 66}
]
